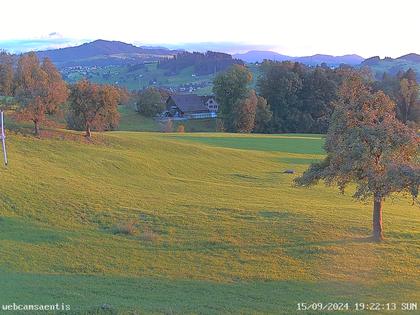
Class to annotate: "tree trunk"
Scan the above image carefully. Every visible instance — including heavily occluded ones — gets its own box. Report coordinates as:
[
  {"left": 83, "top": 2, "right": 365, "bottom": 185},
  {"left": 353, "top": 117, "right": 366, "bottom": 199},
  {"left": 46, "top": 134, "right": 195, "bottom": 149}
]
[
  {"left": 372, "top": 194, "right": 384, "bottom": 241},
  {"left": 85, "top": 125, "right": 91, "bottom": 138},
  {"left": 34, "top": 120, "right": 39, "bottom": 136}
]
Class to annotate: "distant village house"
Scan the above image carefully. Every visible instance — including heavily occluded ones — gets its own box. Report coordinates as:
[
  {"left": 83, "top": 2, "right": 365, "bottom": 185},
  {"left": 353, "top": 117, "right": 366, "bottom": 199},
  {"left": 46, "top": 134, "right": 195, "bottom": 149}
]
[{"left": 163, "top": 94, "right": 219, "bottom": 120}]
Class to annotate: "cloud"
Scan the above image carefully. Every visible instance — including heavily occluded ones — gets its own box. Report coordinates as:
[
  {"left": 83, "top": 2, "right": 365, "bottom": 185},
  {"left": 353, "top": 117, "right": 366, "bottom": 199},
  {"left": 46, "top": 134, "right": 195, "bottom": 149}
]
[
  {"left": 46, "top": 32, "right": 64, "bottom": 39},
  {"left": 0, "top": 36, "right": 89, "bottom": 53},
  {"left": 150, "top": 42, "right": 278, "bottom": 54}
]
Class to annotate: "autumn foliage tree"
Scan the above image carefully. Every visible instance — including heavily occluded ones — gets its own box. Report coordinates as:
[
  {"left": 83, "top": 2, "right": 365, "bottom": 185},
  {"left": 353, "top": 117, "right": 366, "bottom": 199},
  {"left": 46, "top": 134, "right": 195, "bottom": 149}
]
[
  {"left": 295, "top": 74, "right": 419, "bottom": 241},
  {"left": 0, "top": 50, "right": 14, "bottom": 96},
  {"left": 232, "top": 90, "right": 258, "bottom": 133},
  {"left": 374, "top": 68, "right": 420, "bottom": 126},
  {"left": 15, "top": 53, "right": 68, "bottom": 135},
  {"left": 398, "top": 69, "right": 419, "bottom": 124},
  {"left": 68, "top": 80, "right": 121, "bottom": 137}
]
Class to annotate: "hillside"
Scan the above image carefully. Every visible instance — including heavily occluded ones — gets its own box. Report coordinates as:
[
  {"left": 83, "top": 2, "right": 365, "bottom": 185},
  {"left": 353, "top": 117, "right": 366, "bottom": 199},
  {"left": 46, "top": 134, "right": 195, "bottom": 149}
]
[
  {"left": 362, "top": 53, "right": 420, "bottom": 79},
  {"left": 36, "top": 39, "right": 179, "bottom": 67},
  {"left": 233, "top": 51, "right": 364, "bottom": 66},
  {"left": 60, "top": 60, "right": 261, "bottom": 93},
  {"left": 0, "top": 131, "right": 418, "bottom": 314}
]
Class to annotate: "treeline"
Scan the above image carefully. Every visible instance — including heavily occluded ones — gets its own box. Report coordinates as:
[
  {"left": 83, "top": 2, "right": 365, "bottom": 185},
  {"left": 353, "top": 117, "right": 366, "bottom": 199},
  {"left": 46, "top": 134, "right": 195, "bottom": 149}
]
[
  {"left": 0, "top": 51, "right": 128, "bottom": 137},
  {"left": 373, "top": 69, "right": 420, "bottom": 125},
  {"left": 157, "top": 51, "right": 244, "bottom": 76},
  {"left": 213, "top": 62, "right": 420, "bottom": 133}
]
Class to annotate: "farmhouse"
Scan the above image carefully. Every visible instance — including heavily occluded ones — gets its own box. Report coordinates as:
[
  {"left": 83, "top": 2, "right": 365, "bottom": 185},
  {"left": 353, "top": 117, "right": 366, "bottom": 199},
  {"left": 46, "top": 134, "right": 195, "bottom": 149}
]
[{"left": 164, "top": 94, "right": 219, "bottom": 119}]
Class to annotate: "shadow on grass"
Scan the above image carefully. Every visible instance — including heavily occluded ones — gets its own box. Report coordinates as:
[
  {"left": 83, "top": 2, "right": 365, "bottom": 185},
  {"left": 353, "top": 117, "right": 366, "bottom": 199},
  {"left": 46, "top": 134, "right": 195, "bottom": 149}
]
[{"left": 0, "top": 272, "right": 411, "bottom": 315}]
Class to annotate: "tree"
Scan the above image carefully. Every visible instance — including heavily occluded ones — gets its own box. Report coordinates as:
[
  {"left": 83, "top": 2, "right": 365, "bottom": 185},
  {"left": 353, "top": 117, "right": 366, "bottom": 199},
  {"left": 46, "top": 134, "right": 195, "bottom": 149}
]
[
  {"left": 15, "top": 53, "right": 68, "bottom": 135},
  {"left": 295, "top": 75, "right": 419, "bottom": 241},
  {"left": 373, "top": 69, "right": 420, "bottom": 126},
  {"left": 136, "top": 87, "right": 166, "bottom": 117},
  {"left": 257, "top": 61, "right": 304, "bottom": 132},
  {"left": 299, "top": 67, "right": 338, "bottom": 133},
  {"left": 398, "top": 71, "right": 419, "bottom": 124},
  {"left": 254, "top": 95, "right": 272, "bottom": 133},
  {"left": 68, "top": 80, "right": 121, "bottom": 137},
  {"left": 0, "top": 51, "right": 14, "bottom": 96},
  {"left": 213, "top": 64, "right": 252, "bottom": 131},
  {"left": 232, "top": 90, "right": 258, "bottom": 133}
]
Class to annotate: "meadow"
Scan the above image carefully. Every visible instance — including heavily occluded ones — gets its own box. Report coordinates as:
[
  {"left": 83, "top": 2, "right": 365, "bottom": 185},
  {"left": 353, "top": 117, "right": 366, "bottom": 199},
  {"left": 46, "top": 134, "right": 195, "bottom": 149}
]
[
  {"left": 63, "top": 63, "right": 215, "bottom": 94},
  {"left": 61, "top": 61, "right": 261, "bottom": 95},
  {"left": 0, "top": 130, "right": 419, "bottom": 314}
]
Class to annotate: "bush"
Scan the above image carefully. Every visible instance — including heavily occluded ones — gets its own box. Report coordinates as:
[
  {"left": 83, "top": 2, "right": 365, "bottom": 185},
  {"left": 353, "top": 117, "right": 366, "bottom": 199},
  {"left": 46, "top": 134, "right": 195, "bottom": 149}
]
[
  {"left": 140, "top": 227, "right": 159, "bottom": 242},
  {"left": 177, "top": 124, "right": 185, "bottom": 133},
  {"left": 216, "top": 119, "right": 225, "bottom": 132},
  {"left": 162, "top": 119, "right": 173, "bottom": 133},
  {"left": 114, "top": 220, "right": 137, "bottom": 235}
]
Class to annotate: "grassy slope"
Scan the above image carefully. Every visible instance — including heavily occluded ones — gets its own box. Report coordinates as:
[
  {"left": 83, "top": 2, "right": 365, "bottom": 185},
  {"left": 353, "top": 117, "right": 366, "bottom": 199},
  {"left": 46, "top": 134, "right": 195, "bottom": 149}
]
[
  {"left": 65, "top": 63, "right": 215, "bottom": 91},
  {"left": 0, "top": 132, "right": 419, "bottom": 314},
  {"left": 63, "top": 62, "right": 261, "bottom": 93}
]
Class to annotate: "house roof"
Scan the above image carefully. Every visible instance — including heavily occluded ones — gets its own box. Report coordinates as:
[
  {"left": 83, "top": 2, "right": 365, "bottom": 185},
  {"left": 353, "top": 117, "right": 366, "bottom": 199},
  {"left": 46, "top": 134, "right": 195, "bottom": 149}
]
[{"left": 168, "top": 94, "right": 208, "bottom": 113}]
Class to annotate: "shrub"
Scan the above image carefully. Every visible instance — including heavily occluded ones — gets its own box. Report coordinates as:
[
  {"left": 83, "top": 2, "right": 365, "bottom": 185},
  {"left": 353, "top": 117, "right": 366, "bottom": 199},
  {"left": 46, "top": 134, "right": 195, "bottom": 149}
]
[
  {"left": 177, "top": 124, "right": 185, "bottom": 133},
  {"left": 140, "top": 227, "right": 159, "bottom": 242},
  {"left": 114, "top": 220, "right": 137, "bottom": 235},
  {"left": 162, "top": 119, "right": 173, "bottom": 133},
  {"left": 216, "top": 119, "right": 225, "bottom": 132}
]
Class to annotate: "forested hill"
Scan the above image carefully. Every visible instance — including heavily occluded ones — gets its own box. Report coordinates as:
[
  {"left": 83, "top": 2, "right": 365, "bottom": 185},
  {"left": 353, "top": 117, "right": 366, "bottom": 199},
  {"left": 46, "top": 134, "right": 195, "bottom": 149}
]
[
  {"left": 361, "top": 53, "right": 420, "bottom": 79},
  {"left": 35, "top": 40, "right": 180, "bottom": 67},
  {"left": 157, "top": 51, "right": 244, "bottom": 75}
]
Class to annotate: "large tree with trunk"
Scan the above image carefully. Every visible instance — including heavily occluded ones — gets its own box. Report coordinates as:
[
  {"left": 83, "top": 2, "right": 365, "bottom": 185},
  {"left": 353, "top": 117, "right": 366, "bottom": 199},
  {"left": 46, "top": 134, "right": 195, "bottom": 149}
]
[
  {"left": 295, "top": 74, "right": 419, "bottom": 241},
  {"left": 15, "top": 53, "right": 68, "bottom": 135},
  {"left": 68, "top": 80, "right": 120, "bottom": 137}
]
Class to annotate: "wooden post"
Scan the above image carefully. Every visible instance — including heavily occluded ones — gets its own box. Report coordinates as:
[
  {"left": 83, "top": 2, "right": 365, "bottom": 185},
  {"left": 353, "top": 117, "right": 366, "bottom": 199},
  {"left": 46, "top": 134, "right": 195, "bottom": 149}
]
[{"left": 1, "top": 111, "right": 8, "bottom": 166}]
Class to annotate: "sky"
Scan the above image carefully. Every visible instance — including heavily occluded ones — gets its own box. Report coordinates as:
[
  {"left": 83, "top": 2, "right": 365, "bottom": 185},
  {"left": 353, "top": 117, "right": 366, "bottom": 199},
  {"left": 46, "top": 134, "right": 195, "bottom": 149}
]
[{"left": 0, "top": 0, "right": 419, "bottom": 57}]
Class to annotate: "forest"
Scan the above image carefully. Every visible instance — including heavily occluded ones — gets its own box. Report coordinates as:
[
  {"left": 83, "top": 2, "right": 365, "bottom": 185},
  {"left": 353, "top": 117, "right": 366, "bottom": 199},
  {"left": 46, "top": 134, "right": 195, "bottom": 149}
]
[
  {"left": 213, "top": 62, "right": 420, "bottom": 134},
  {"left": 157, "top": 51, "right": 244, "bottom": 75}
]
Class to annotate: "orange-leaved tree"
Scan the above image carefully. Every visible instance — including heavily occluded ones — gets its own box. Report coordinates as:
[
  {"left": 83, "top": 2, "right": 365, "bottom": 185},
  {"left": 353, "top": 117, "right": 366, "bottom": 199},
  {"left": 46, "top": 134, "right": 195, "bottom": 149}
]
[
  {"left": 15, "top": 52, "right": 68, "bottom": 135},
  {"left": 68, "top": 80, "right": 121, "bottom": 137}
]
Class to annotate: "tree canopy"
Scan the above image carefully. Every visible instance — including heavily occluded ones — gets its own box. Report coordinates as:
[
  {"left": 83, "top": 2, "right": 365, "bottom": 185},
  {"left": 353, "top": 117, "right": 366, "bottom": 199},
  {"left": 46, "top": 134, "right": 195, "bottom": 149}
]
[
  {"left": 295, "top": 74, "right": 420, "bottom": 241},
  {"left": 68, "top": 80, "right": 121, "bottom": 137},
  {"left": 136, "top": 87, "right": 167, "bottom": 117},
  {"left": 15, "top": 53, "right": 68, "bottom": 135}
]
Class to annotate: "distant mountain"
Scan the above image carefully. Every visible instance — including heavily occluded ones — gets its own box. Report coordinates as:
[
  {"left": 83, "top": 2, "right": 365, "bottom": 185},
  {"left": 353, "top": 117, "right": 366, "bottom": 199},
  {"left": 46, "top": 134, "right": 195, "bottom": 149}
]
[
  {"left": 294, "top": 54, "right": 364, "bottom": 66},
  {"left": 233, "top": 50, "right": 291, "bottom": 63},
  {"left": 233, "top": 51, "right": 364, "bottom": 66},
  {"left": 36, "top": 39, "right": 179, "bottom": 67}
]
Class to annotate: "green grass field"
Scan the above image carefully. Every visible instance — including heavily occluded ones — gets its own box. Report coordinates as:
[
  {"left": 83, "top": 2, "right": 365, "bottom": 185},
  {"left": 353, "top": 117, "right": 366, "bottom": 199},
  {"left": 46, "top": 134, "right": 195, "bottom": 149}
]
[
  {"left": 0, "top": 131, "right": 419, "bottom": 314},
  {"left": 64, "top": 63, "right": 215, "bottom": 92}
]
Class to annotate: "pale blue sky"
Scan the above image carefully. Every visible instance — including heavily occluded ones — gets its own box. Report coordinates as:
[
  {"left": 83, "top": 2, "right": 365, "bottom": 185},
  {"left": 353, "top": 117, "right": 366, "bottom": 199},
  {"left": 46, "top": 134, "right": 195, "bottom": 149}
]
[{"left": 1, "top": 0, "right": 419, "bottom": 57}]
